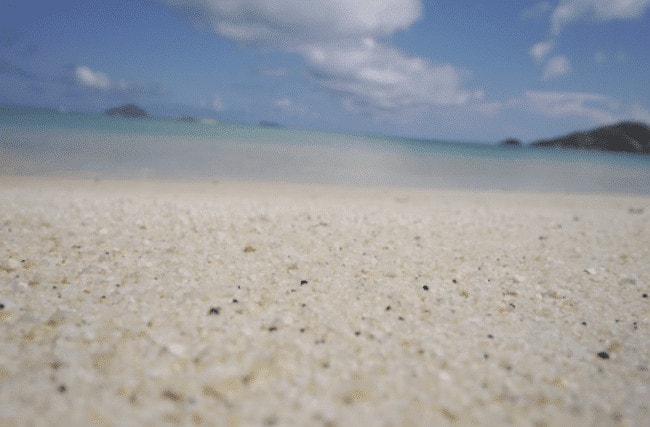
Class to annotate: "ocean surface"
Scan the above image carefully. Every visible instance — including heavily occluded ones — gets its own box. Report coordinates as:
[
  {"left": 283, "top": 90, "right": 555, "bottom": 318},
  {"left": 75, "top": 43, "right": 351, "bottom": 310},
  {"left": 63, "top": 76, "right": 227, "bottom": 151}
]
[{"left": 1, "top": 104, "right": 649, "bottom": 194}]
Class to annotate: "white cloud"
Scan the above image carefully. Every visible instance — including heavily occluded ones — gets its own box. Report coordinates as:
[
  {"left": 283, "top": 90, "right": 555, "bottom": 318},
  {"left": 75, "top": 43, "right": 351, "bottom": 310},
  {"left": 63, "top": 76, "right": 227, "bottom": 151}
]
[
  {"left": 302, "top": 39, "right": 474, "bottom": 109},
  {"left": 551, "top": 0, "right": 650, "bottom": 34},
  {"left": 75, "top": 66, "right": 110, "bottom": 90},
  {"left": 524, "top": 90, "right": 618, "bottom": 122},
  {"left": 531, "top": 1, "right": 648, "bottom": 81},
  {"left": 530, "top": 41, "right": 554, "bottom": 63},
  {"left": 212, "top": 96, "right": 225, "bottom": 111},
  {"left": 73, "top": 65, "right": 165, "bottom": 96},
  {"left": 162, "top": 0, "right": 421, "bottom": 46},
  {"left": 273, "top": 97, "right": 307, "bottom": 115},
  {"left": 261, "top": 68, "right": 288, "bottom": 78},
  {"left": 594, "top": 51, "right": 608, "bottom": 64},
  {"left": 162, "top": 0, "right": 477, "bottom": 113},
  {"left": 484, "top": 91, "right": 649, "bottom": 129},
  {"left": 631, "top": 104, "right": 650, "bottom": 123},
  {"left": 522, "top": 2, "right": 553, "bottom": 19},
  {"left": 274, "top": 97, "right": 291, "bottom": 108},
  {"left": 542, "top": 55, "right": 571, "bottom": 81}
]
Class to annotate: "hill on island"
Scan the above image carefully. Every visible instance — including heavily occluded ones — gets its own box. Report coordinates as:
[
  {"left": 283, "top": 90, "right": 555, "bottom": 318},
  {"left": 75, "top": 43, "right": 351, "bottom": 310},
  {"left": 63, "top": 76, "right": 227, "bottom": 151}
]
[
  {"left": 531, "top": 121, "right": 650, "bottom": 154},
  {"left": 105, "top": 104, "right": 148, "bottom": 118}
]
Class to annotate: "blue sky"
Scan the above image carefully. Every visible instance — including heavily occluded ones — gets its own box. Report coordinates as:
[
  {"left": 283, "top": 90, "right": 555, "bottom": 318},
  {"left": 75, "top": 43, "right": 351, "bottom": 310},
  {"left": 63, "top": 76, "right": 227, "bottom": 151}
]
[{"left": 1, "top": 0, "right": 649, "bottom": 142}]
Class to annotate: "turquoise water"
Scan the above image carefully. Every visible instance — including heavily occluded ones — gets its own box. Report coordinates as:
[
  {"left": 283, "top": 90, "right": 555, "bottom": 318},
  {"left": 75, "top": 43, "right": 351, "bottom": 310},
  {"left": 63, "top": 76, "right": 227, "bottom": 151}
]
[{"left": 1, "top": 104, "right": 649, "bottom": 193}]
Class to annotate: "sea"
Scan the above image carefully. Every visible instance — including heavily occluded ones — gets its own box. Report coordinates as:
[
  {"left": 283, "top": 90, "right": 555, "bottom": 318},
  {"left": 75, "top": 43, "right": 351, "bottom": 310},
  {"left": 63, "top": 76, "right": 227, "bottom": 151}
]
[{"left": 1, "top": 104, "right": 649, "bottom": 194}]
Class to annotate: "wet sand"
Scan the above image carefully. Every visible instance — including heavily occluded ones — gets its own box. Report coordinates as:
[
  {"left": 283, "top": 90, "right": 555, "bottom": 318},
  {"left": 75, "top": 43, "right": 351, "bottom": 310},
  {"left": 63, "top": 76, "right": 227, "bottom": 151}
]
[{"left": 1, "top": 177, "right": 649, "bottom": 425}]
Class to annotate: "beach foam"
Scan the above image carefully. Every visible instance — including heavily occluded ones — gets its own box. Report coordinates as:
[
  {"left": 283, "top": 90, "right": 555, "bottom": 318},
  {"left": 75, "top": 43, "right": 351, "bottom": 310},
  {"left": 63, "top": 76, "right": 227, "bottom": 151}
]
[{"left": 1, "top": 177, "right": 648, "bottom": 425}]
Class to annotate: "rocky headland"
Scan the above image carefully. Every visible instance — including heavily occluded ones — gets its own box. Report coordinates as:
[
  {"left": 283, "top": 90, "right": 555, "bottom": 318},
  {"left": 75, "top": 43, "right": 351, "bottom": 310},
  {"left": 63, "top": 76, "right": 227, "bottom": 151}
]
[{"left": 531, "top": 121, "right": 650, "bottom": 154}]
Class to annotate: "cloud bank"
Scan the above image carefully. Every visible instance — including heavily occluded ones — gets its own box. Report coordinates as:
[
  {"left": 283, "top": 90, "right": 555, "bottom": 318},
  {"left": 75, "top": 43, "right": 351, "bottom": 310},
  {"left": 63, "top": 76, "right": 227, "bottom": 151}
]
[
  {"left": 162, "top": 0, "right": 421, "bottom": 46},
  {"left": 74, "top": 65, "right": 166, "bottom": 96},
  {"left": 524, "top": 90, "right": 632, "bottom": 123},
  {"left": 552, "top": 0, "right": 650, "bottom": 35},
  {"left": 530, "top": 41, "right": 554, "bottom": 63},
  {"left": 530, "top": 0, "right": 650, "bottom": 81},
  {"left": 75, "top": 66, "right": 111, "bottom": 90},
  {"left": 161, "top": 0, "right": 476, "bottom": 112},
  {"left": 542, "top": 55, "right": 571, "bottom": 81},
  {"left": 303, "top": 39, "right": 475, "bottom": 110}
]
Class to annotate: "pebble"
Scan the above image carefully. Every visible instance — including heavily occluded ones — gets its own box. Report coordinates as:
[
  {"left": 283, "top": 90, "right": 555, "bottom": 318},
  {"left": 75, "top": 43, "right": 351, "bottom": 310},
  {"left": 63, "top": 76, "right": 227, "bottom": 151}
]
[
  {"left": 166, "top": 343, "right": 186, "bottom": 357},
  {"left": 512, "top": 275, "right": 525, "bottom": 283}
]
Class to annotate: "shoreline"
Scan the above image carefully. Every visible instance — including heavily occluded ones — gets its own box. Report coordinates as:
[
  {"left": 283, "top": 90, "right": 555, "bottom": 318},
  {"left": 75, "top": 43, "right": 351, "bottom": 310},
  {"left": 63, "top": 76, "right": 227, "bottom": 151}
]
[
  {"left": 1, "top": 175, "right": 648, "bottom": 425},
  {"left": 3, "top": 173, "right": 650, "bottom": 200}
]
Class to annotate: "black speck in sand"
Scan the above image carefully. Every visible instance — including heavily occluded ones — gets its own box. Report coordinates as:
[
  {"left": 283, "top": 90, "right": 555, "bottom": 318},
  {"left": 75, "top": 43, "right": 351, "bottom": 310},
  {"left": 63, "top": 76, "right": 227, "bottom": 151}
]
[
  {"left": 643, "top": 293, "right": 648, "bottom": 298},
  {"left": 0, "top": 303, "right": 4, "bottom": 309},
  {"left": 268, "top": 326, "right": 277, "bottom": 332},
  {"left": 232, "top": 299, "right": 238, "bottom": 303},
  {"left": 582, "top": 321, "right": 587, "bottom": 326},
  {"left": 385, "top": 305, "right": 391, "bottom": 311},
  {"left": 423, "top": 285, "right": 429, "bottom": 291},
  {"left": 597, "top": 351, "right": 610, "bottom": 359},
  {"left": 162, "top": 389, "right": 182, "bottom": 401},
  {"left": 58, "top": 385, "right": 66, "bottom": 393},
  {"left": 208, "top": 307, "right": 220, "bottom": 315},
  {"left": 487, "top": 334, "right": 494, "bottom": 339},
  {"left": 300, "top": 280, "right": 308, "bottom": 285}
]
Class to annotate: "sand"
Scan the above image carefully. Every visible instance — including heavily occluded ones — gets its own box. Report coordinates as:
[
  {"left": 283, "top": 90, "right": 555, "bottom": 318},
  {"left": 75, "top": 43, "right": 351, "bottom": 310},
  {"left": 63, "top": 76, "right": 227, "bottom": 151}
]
[{"left": 1, "top": 176, "right": 649, "bottom": 426}]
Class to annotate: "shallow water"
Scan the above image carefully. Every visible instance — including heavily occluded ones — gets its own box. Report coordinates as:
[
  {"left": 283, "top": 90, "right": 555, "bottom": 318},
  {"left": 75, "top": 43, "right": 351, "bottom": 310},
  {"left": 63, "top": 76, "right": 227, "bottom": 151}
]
[{"left": 2, "top": 105, "right": 649, "bottom": 193}]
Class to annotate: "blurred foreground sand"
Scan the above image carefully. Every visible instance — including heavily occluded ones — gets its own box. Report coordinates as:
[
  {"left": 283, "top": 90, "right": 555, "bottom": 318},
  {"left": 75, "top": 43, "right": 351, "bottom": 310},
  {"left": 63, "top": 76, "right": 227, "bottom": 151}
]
[{"left": 1, "top": 177, "right": 649, "bottom": 426}]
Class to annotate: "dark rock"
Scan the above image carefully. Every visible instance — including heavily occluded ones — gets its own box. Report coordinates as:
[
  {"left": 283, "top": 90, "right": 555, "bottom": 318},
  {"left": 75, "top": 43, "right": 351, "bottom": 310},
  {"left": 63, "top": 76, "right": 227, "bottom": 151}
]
[
  {"left": 532, "top": 122, "right": 650, "bottom": 154},
  {"left": 178, "top": 116, "right": 197, "bottom": 123},
  {"left": 259, "top": 120, "right": 283, "bottom": 128},
  {"left": 105, "top": 104, "right": 148, "bottom": 118},
  {"left": 500, "top": 138, "right": 522, "bottom": 147}
]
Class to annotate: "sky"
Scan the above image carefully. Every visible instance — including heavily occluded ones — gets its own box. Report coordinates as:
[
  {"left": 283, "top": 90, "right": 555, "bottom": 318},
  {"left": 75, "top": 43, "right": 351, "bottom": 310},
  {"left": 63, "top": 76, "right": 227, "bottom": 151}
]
[{"left": 1, "top": 0, "right": 649, "bottom": 143}]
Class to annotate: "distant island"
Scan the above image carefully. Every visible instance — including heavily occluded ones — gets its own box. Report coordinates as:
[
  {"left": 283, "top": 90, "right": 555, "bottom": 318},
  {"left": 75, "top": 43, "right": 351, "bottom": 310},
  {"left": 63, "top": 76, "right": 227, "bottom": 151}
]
[
  {"left": 105, "top": 104, "right": 148, "bottom": 118},
  {"left": 259, "top": 120, "right": 283, "bottom": 128},
  {"left": 529, "top": 121, "right": 650, "bottom": 154}
]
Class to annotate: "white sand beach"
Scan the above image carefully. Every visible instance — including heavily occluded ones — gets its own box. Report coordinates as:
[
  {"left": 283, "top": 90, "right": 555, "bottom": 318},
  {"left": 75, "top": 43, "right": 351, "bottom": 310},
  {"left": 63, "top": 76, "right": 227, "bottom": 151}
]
[{"left": 1, "top": 176, "right": 649, "bottom": 426}]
